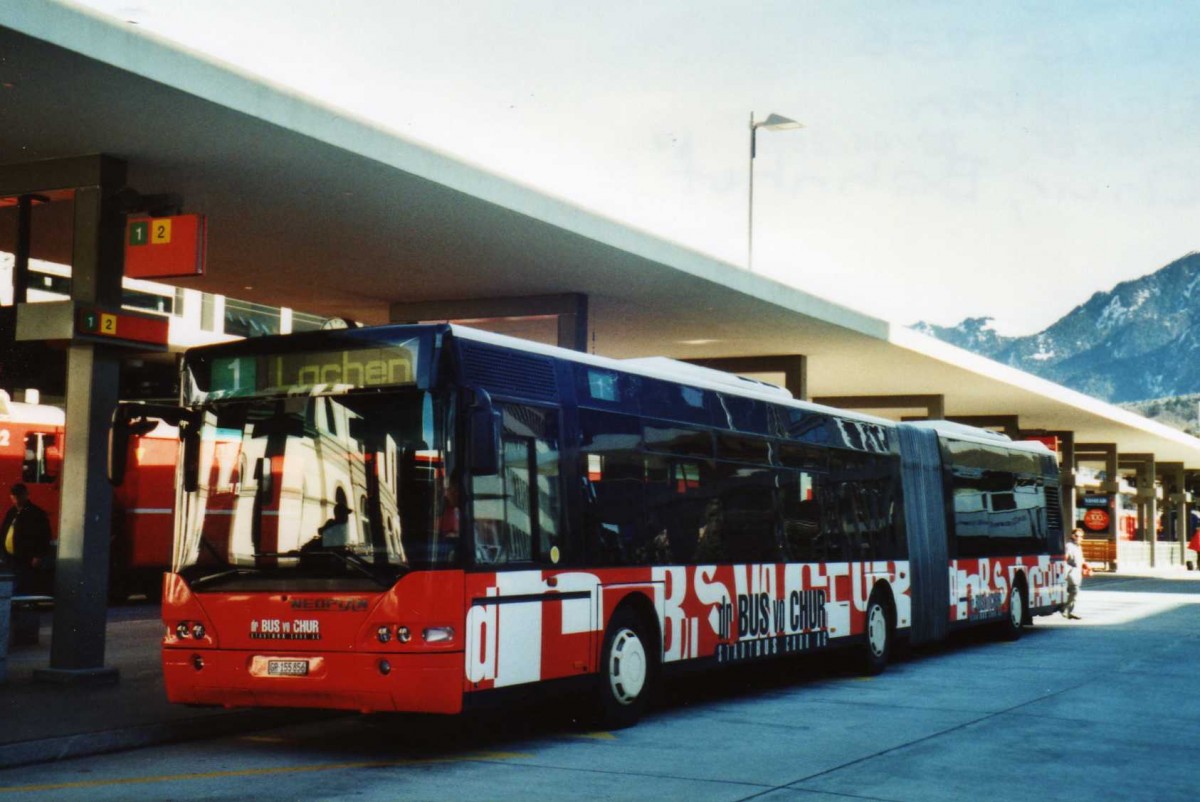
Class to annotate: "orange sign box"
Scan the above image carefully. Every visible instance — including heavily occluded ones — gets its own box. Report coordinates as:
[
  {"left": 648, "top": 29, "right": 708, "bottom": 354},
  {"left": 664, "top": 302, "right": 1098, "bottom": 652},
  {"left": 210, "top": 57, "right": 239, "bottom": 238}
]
[{"left": 124, "top": 214, "right": 206, "bottom": 278}]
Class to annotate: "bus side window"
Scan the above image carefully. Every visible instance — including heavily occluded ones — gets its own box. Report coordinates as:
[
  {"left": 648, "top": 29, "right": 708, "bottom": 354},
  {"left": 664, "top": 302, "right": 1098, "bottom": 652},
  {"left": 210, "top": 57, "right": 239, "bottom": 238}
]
[
  {"left": 472, "top": 404, "right": 561, "bottom": 566},
  {"left": 580, "top": 450, "right": 645, "bottom": 565},
  {"left": 713, "top": 462, "right": 779, "bottom": 564},
  {"left": 781, "top": 470, "right": 824, "bottom": 562},
  {"left": 644, "top": 456, "right": 708, "bottom": 565}
]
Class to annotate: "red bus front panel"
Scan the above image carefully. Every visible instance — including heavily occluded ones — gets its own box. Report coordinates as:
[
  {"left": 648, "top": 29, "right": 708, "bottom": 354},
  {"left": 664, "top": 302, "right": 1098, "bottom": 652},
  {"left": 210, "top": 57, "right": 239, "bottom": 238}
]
[{"left": 162, "top": 571, "right": 466, "bottom": 714}]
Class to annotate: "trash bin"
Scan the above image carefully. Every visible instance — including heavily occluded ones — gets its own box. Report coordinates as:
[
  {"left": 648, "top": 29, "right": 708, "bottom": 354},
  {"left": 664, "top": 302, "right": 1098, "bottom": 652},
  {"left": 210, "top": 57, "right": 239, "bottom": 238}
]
[{"left": 0, "top": 572, "right": 12, "bottom": 684}]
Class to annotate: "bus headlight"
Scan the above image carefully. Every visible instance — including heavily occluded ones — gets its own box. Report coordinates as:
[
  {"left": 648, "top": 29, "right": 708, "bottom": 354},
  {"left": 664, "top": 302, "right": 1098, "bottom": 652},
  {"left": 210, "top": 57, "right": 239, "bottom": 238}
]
[
  {"left": 191, "top": 623, "right": 206, "bottom": 640},
  {"left": 423, "top": 626, "right": 454, "bottom": 644},
  {"left": 176, "top": 622, "right": 191, "bottom": 639},
  {"left": 396, "top": 626, "right": 411, "bottom": 643},
  {"left": 376, "top": 625, "right": 392, "bottom": 644}
]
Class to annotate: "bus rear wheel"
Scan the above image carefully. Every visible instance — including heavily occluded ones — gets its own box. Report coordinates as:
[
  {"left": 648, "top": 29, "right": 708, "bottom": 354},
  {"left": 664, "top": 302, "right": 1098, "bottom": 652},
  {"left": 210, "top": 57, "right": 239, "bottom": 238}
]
[
  {"left": 594, "top": 607, "right": 656, "bottom": 729},
  {"left": 999, "top": 580, "right": 1027, "bottom": 641},
  {"left": 861, "top": 591, "right": 891, "bottom": 676}
]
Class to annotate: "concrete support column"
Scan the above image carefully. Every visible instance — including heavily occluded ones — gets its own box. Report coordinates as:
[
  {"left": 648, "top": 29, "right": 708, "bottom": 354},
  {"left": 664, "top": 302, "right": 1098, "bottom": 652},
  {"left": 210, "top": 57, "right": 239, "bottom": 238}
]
[
  {"left": 1159, "top": 462, "right": 1187, "bottom": 567},
  {"left": 1, "top": 156, "right": 127, "bottom": 683},
  {"left": 1075, "top": 443, "right": 1119, "bottom": 542},
  {"left": 1053, "top": 432, "right": 1077, "bottom": 525},
  {"left": 43, "top": 344, "right": 120, "bottom": 681},
  {"left": 683, "top": 355, "right": 807, "bottom": 401},
  {"left": 1120, "top": 453, "right": 1157, "bottom": 567},
  {"left": 41, "top": 165, "right": 126, "bottom": 684}
]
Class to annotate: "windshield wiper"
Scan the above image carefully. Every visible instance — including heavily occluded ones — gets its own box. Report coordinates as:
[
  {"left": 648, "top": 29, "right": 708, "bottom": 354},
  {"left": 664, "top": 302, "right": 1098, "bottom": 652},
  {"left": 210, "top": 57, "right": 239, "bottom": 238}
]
[
  {"left": 189, "top": 567, "right": 262, "bottom": 589},
  {"left": 259, "top": 549, "right": 399, "bottom": 588},
  {"left": 311, "top": 548, "right": 395, "bottom": 587}
]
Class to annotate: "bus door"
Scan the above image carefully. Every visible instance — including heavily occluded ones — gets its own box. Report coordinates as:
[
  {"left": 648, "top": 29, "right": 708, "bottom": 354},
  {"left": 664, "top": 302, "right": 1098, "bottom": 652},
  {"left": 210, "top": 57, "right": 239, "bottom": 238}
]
[{"left": 466, "top": 402, "right": 594, "bottom": 689}]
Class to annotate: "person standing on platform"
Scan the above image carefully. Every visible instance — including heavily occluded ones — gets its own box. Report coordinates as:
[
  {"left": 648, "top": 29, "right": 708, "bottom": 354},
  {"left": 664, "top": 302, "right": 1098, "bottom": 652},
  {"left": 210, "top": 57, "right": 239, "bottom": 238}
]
[
  {"left": 1, "top": 483, "right": 53, "bottom": 595},
  {"left": 1063, "top": 527, "right": 1088, "bottom": 620}
]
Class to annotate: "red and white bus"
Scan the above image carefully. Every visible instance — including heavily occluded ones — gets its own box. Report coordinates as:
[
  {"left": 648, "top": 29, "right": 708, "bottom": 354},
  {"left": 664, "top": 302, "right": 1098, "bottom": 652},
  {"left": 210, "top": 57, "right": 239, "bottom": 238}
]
[
  {"left": 1, "top": 389, "right": 176, "bottom": 600},
  {"left": 129, "top": 324, "right": 1068, "bottom": 727}
]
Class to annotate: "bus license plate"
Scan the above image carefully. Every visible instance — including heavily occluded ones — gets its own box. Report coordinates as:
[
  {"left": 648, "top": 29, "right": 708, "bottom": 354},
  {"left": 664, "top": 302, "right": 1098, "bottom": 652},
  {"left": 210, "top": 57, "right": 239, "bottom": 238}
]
[{"left": 267, "top": 659, "right": 309, "bottom": 677}]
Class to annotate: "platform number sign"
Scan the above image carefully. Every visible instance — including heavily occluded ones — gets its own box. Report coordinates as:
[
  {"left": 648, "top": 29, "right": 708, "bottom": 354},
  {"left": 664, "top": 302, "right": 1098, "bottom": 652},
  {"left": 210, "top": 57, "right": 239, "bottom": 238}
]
[
  {"left": 128, "top": 221, "right": 148, "bottom": 246},
  {"left": 75, "top": 306, "right": 169, "bottom": 348},
  {"left": 124, "top": 214, "right": 205, "bottom": 278},
  {"left": 128, "top": 219, "right": 173, "bottom": 246},
  {"left": 79, "top": 309, "right": 118, "bottom": 336}
]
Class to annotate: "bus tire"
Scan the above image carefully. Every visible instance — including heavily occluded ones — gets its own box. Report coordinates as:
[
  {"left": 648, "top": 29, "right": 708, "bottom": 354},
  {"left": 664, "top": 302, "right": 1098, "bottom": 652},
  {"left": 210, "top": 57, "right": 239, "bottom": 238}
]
[
  {"left": 861, "top": 589, "right": 891, "bottom": 676},
  {"left": 999, "top": 579, "right": 1027, "bottom": 641},
  {"left": 594, "top": 606, "right": 656, "bottom": 729}
]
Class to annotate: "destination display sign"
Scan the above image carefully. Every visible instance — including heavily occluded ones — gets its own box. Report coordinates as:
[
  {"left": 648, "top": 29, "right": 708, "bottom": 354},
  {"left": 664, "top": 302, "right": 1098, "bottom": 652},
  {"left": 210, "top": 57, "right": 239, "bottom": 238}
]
[{"left": 204, "top": 340, "right": 420, "bottom": 397}]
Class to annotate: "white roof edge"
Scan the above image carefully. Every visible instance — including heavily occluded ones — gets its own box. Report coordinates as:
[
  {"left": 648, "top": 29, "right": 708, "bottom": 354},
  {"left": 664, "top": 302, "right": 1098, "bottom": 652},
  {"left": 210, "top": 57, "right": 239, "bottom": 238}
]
[
  {"left": 901, "top": 420, "right": 1054, "bottom": 455},
  {"left": 12, "top": 1, "right": 890, "bottom": 344},
  {"left": 620, "top": 357, "right": 794, "bottom": 401},
  {"left": 889, "top": 324, "right": 1200, "bottom": 451}
]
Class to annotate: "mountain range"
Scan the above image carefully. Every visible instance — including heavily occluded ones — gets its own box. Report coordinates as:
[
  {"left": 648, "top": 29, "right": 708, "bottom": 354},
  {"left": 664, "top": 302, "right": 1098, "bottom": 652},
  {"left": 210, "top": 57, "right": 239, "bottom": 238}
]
[{"left": 912, "top": 252, "right": 1200, "bottom": 405}]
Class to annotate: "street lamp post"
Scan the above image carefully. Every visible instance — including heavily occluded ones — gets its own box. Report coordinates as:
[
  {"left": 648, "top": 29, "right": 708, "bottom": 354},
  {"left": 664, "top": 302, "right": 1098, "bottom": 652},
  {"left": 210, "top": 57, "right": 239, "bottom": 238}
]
[{"left": 748, "top": 111, "right": 804, "bottom": 271}]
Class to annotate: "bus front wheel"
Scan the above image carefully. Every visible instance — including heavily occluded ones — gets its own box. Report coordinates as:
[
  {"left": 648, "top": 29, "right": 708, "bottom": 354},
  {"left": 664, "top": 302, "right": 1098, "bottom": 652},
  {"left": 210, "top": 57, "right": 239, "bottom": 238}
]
[{"left": 594, "top": 607, "right": 656, "bottom": 729}]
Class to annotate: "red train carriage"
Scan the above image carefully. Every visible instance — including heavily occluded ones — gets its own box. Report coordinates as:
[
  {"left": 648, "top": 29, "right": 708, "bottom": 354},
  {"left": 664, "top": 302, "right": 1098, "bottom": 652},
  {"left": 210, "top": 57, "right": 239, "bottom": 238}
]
[{"left": 2, "top": 390, "right": 177, "bottom": 600}]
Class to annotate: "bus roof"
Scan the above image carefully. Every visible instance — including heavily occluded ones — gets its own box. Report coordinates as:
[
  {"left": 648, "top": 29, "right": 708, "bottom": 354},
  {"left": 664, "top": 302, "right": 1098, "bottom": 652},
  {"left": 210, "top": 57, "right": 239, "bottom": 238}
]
[
  {"left": 0, "top": 391, "right": 65, "bottom": 426},
  {"left": 447, "top": 324, "right": 900, "bottom": 427}
]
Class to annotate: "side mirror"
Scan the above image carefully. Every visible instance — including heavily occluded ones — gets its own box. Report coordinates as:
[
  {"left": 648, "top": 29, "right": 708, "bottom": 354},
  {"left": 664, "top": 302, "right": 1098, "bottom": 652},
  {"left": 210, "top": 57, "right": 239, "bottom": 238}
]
[
  {"left": 180, "top": 416, "right": 201, "bottom": 493},
  {"left": 110, "top": 402, "right": 193, "bottom": 487},
  {"left": 468, "top": 390, "right": 501, "bottom": 476}
]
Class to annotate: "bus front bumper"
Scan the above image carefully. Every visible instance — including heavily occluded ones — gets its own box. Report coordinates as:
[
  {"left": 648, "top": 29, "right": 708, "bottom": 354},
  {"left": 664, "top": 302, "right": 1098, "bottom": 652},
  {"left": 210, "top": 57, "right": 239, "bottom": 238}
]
[{"left": 162, "top": 647, "right": 464, "bottom": 714}]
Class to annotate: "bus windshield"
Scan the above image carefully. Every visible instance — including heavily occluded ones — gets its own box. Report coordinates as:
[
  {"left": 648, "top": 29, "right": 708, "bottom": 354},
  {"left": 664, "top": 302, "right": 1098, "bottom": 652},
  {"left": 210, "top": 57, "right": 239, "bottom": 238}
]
[{"left": 175, "top": 390, "right": 456, "bottom": 590}]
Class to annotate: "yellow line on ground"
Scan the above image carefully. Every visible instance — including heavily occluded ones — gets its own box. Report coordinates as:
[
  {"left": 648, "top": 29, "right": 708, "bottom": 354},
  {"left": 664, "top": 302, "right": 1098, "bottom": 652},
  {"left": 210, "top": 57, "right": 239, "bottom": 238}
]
[
  {"left": 571, "top": 731, "right": 617, "bottom": 740},
  {"left": 0, "top": 752, "right": 530, "bottom": 794}
]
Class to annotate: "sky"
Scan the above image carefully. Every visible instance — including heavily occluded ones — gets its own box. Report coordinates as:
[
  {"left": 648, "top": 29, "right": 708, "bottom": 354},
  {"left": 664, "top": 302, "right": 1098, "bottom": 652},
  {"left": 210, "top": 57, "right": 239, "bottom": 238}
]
[{"left": 67, "top": 0, "right": 1200, "bottom": 336}]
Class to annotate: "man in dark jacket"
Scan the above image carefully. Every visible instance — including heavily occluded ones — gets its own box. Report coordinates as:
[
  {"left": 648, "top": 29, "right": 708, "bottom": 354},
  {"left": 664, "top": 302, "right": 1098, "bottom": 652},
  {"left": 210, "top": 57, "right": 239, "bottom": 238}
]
[{"left": 1, "top": 483, "right": 53, "bottom": 595}]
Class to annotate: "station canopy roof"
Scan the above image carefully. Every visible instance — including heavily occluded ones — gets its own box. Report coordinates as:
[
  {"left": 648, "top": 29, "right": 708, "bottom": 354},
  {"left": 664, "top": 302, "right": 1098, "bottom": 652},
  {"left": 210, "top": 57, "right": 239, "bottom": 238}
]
[{"left": 3, "top": 3, "right": 1200, "bottom": 469}]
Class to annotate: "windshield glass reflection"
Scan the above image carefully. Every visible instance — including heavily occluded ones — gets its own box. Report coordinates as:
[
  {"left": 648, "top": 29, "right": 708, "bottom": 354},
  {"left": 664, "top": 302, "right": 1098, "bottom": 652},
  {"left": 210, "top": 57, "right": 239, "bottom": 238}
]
[{"left": 176, "top": 391, "right": 455, "bottom": 589}]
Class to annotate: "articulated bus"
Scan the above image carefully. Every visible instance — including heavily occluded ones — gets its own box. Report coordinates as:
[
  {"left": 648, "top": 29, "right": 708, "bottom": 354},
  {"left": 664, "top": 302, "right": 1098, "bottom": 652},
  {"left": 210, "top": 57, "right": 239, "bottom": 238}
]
[{"left": 123, "top": 324, "right": 1067, "bottom": 727}]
